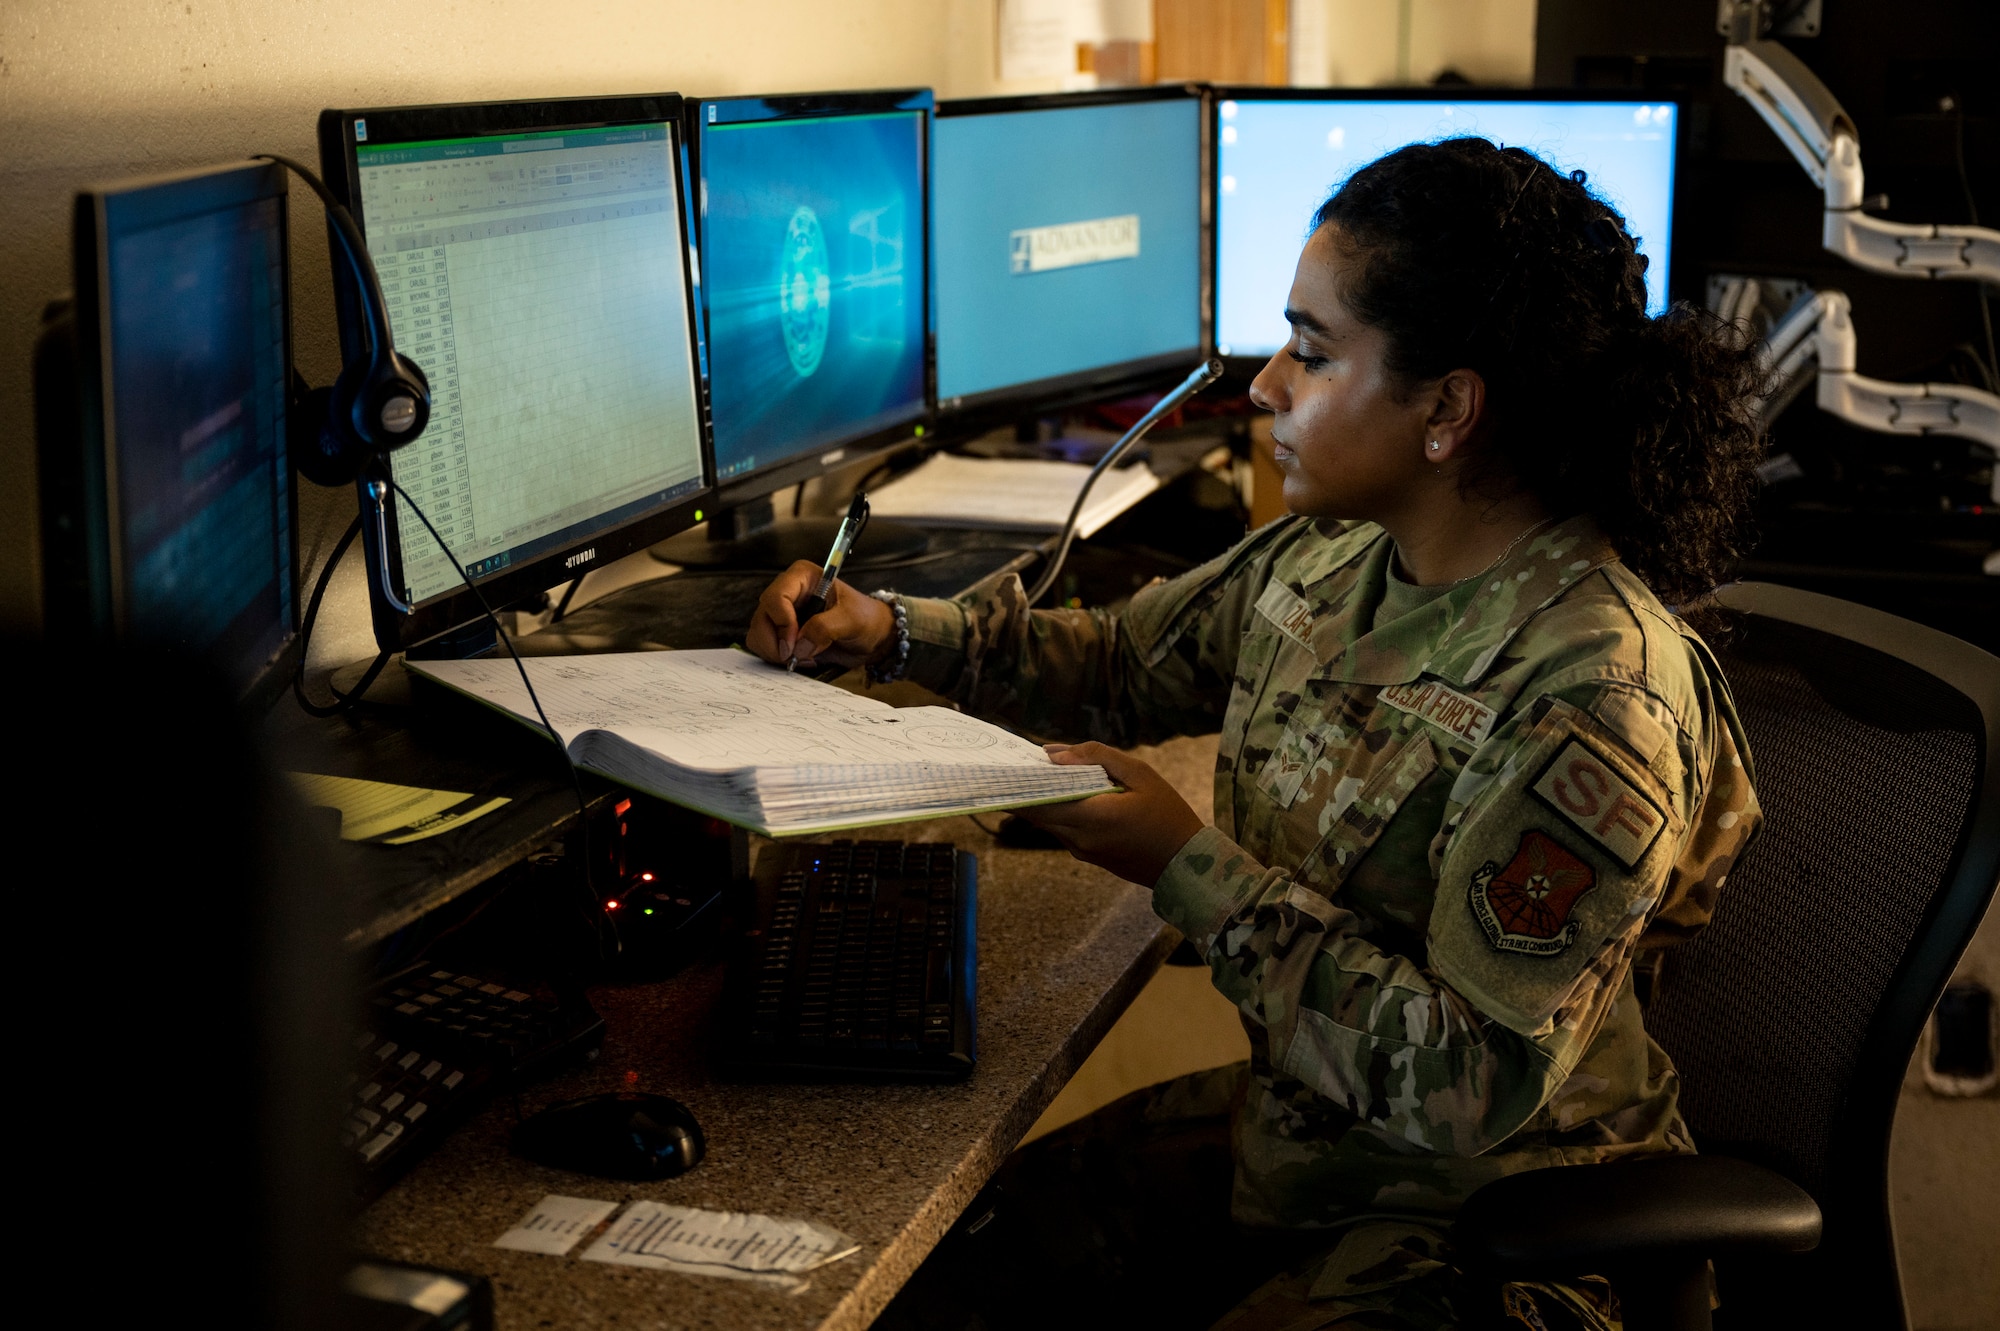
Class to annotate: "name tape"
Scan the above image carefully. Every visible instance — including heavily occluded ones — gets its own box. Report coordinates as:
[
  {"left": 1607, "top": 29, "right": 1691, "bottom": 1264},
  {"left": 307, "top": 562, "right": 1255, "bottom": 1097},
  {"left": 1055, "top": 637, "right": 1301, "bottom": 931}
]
[{"left": 1254, "top": 581, "right": 1316, "bottom": 652}]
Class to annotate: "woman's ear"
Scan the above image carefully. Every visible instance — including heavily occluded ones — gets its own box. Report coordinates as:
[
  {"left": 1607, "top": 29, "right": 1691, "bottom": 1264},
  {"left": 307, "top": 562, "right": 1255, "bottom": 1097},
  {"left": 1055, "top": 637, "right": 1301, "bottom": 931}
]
[{"left": 1422, "top": 369, "right": 1487, "bottom": 465}]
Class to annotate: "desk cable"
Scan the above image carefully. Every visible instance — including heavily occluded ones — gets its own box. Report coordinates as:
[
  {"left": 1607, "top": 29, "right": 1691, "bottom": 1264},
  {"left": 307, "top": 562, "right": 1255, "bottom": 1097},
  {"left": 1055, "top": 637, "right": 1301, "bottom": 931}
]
[
  {"left": 1024, "top": 357, "right": 1224, "bottom": 607},
  {"left": 383, "top": 468, "right": 622, "bottom": 960}
]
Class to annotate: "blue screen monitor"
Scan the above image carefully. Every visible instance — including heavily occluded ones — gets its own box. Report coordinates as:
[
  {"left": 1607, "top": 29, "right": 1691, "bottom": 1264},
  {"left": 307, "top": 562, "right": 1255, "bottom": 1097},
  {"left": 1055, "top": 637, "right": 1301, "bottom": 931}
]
[
  {"left": 1214, "top": 92, "right": 1680, "bottom": 361},
  {"left": 38, "top": 160, "right": 299, "bottom": 706},
  {"left": 934, "top": 88, "right": 1206, "bottom": 417},
  {"left": 696, "top": 91, "right": 931, "bottom": 500},
  {"left": 320, "top": 95, "right": 711, "bottom": 653}
]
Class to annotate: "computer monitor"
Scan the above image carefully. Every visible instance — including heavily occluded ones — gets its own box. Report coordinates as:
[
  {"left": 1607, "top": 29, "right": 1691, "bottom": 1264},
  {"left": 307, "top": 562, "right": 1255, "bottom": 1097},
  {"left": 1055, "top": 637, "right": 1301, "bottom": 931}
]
[
  {"left": 318, "top": 95, "right": 710, "bottom": 654},
  {"left": 933, "top": 87, "right": 1208, "bottom": 423},
  {"left": 1213, "top": 91, "right": 1682, "bottom": 362},
  {"left": 36, "top": 159, "right": 300, "bottom": 708},
  {"left": 654, "top": 89, "right": 932, "bottom": 569}
]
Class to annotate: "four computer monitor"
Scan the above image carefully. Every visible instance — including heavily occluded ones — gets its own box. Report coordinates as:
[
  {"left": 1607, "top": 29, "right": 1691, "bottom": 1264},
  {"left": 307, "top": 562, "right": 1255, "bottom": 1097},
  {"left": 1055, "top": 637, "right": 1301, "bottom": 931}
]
[
  {"left": 320, "top": 95, "right": 710, "bottom": 651},
  {"left": 38, "top": 159, "right": 299, "bottom": 706},
  {"left": 43, "top": 85, "right": 1685, "bottom": 669},
  {"left": 694, "top": 91, "right": 932, "bottom": 505},
  {"left": 1214, "top": 91, "right": 1680, "bottom": 359},
  {"left": 932, "top": 87, "right": 1206, "bottom": 419}
]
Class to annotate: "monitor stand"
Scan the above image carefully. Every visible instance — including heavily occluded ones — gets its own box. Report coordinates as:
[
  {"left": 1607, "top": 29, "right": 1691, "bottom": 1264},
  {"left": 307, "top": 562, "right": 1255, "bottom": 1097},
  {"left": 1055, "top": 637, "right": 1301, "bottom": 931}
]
[{"left": 651, "top": 494, "right": 930, "bottom": 570}]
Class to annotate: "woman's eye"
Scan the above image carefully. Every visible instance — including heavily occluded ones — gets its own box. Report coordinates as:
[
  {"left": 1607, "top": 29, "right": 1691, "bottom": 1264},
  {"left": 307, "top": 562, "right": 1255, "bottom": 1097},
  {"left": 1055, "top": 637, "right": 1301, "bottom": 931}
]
[{"left": 1287, "top": 347, "right": 1328, "bottom": 371}]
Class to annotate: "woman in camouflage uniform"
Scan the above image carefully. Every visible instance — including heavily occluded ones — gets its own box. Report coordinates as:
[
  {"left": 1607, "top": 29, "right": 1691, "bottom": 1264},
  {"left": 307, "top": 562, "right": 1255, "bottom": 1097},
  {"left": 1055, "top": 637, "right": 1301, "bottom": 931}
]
[{"left": 750, "top": 139, "right": 1768, "bottom": 1330}]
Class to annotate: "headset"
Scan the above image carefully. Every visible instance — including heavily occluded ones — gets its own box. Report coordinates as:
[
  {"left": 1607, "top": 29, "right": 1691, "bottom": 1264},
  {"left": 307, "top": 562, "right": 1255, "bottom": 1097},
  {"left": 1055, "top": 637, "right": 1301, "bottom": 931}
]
[{"left": 255, "top": 154, "right": 431, "bottom": 487}]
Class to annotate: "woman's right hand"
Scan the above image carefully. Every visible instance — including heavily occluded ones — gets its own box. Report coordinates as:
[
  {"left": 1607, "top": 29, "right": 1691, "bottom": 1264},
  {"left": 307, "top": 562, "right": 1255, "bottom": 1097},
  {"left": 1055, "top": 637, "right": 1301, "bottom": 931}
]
[{"left": 746, "top": 560, "right": 896, "bottom": 670}]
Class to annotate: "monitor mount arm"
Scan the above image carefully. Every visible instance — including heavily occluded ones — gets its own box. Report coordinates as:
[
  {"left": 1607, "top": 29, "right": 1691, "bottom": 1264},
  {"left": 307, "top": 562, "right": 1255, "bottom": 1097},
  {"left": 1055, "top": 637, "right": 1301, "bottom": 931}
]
[
  {"left": 1720, "top": 30, "right": 1999, "bottom": 285},
  {"left": 1758, "top": 289, "right": 2000, "bottom": 497}
]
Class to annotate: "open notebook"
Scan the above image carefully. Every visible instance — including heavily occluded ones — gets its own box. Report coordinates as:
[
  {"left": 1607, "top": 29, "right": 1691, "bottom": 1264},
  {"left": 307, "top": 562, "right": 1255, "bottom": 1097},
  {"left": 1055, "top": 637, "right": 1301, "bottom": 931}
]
[{"left": 407, "top": 649, "right": 1114, "bottom": 836}]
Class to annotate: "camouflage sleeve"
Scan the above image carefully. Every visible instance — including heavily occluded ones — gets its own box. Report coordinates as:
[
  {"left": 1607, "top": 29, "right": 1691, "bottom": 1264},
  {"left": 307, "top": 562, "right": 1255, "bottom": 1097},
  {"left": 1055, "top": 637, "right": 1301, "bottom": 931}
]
[
  {"left": 1154, "top": 826, "right": 1561, "bottom": 1156},
  {"left": 1152, "top": 675, "right": 1748, "bottom": 1156},
  {"left": 895, "top": 521, "right": 1298, "bottom": 744}
]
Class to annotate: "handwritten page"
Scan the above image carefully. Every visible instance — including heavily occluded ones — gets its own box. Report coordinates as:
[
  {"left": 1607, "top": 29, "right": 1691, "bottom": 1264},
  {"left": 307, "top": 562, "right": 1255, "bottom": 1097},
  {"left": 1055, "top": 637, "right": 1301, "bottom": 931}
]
[
  {"left": 407, "top": 648, "right": 1115, "bottom": 833},
  {"left": 411, "top": 650, "right": 1058, "bottom": 773},
  {"left": 868, "top": 453, "right": 1159, "bottom": 537},
  {"left": 580, "top": 1201, "right": 859, "bottom": 1292}
]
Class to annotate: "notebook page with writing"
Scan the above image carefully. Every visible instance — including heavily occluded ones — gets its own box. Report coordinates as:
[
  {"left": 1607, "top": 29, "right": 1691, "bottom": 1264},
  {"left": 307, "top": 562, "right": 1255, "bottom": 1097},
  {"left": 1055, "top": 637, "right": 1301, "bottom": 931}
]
[{"left": 407, "top": 649, "right": 1114, "bottom": 833}]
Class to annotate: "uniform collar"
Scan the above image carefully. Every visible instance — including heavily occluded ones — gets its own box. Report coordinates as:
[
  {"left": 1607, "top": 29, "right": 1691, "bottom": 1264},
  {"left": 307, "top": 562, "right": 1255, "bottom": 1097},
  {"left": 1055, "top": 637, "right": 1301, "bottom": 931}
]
[{"left": 1308, "top": 514, "right": 1621, "bottom": 689}]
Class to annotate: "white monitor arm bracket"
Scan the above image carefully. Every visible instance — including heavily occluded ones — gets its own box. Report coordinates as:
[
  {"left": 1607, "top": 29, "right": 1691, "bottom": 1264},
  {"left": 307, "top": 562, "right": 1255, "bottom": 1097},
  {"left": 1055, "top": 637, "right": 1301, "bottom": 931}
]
[
  {"left": 1759, "top": 290, "right": 2000, "bottom": 498},
  {"left": 1725, "top": 40, "right": 1999, "bottom": 285}
]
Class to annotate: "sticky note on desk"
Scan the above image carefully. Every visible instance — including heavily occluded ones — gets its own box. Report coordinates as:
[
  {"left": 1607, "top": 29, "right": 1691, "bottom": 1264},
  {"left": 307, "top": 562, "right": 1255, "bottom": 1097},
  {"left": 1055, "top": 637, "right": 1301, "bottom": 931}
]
[
  {"left": 287, "top": 772, "right": 509, "bottom": 845},
  {"left": 493, "top": 1195, "right": 619, "bottom": 1256}
]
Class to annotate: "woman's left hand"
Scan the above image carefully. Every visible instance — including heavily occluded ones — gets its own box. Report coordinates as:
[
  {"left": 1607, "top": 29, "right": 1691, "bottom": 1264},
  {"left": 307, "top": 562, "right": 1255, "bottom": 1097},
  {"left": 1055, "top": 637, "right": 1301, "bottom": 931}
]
[{"left": 1012, "top": 742, "right": 1206, "bottom": 888}]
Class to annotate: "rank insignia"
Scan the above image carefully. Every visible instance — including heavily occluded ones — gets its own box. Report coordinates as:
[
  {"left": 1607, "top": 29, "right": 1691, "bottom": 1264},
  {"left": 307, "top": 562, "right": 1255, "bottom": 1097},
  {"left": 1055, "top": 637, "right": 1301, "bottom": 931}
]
[{"left": 1469, "top": 830, "right": 1596, "bottom": 955}]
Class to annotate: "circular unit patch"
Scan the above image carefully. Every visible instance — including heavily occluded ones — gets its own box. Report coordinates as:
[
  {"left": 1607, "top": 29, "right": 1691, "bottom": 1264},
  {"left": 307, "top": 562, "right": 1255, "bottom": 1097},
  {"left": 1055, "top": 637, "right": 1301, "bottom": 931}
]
[{"left": 778, "top": 205, "right": 832, "bottom": 378}]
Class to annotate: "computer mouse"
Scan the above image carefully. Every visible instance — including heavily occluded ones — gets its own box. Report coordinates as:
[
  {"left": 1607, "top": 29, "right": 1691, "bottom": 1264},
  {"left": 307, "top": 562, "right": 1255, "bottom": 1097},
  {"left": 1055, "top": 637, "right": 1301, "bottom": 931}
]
[{"left": 512, "top": 1092, "right": 706, "bottom": 1180}]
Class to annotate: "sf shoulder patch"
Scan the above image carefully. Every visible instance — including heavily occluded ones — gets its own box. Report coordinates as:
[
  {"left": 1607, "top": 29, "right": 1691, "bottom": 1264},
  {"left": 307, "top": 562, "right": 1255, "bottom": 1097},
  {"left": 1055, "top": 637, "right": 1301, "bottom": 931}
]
[
  {"left": 1469, "top": 830, "right": 1597, "bottom": 955},
  {"left": 1530, "top": 738, "right": 1668, "bottom": 869}
]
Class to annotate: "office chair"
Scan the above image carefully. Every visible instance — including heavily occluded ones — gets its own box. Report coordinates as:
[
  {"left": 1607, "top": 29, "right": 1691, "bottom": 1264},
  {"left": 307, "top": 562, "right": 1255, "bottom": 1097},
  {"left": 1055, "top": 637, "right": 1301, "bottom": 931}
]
[{"left": 1453, "top": 582, "right": 2000, "bottom": 1331}]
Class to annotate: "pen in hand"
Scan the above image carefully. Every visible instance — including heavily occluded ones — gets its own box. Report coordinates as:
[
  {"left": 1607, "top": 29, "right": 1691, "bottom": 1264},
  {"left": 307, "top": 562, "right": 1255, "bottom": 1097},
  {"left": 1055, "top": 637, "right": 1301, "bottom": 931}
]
[{"left": 788, "top": 492, "right": 870, "bottom": 672}]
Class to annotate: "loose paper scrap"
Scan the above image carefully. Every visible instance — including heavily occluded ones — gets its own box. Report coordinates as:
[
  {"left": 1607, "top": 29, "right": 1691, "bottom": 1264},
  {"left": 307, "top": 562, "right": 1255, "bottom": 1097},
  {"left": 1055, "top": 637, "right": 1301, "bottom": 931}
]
[
  {"left": 581, "top": 1201, "right": 861, "bottom": 1293},
  {"left": 287, "top": 772, "right": 510, "bottom": 844},
  {"left": 493, "top": 1194, "right": 619, "bottom": 1256}
]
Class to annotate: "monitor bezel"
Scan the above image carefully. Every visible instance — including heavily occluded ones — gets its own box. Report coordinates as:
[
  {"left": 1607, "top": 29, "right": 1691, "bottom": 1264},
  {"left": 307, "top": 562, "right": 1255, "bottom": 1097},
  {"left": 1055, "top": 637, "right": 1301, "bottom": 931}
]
[
  {"left": 71, "top": 159, "right": 303, "bottom": 709},
  {"left": 317, "top": 93, "right": 715, "bottom": 654},
  {"left": 1208, "top": 85, "right": 1689, "bottom": 376},
  {"left": 931, "top": 83, "right": 1213, "bottom": 433},
  {"left": 690, "top": 88, "right": 936, "bottom": 512}
]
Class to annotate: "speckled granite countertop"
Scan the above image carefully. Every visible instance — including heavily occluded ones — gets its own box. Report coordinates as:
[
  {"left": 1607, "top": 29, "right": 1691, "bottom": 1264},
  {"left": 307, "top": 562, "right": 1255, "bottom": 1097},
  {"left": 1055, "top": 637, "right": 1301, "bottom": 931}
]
[{"left": 354, "top": 735, "right": 1219, "bottom": 1331}]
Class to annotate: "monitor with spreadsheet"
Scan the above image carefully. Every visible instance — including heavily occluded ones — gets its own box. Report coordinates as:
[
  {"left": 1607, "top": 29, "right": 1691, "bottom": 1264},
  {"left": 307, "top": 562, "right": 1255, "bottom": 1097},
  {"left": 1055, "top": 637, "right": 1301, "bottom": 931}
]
[
  {"left": 37, "top": 159, "right": 299, "bottom": 707},
  {"left": 933, "top": 87, "right": 1206, "bottom": 420},
  {"left": 319, "top": 95, "right": 710, "bottom": 653},
  {"left": 1213, "top": 92, "right": 1681, "bottom": 361}
]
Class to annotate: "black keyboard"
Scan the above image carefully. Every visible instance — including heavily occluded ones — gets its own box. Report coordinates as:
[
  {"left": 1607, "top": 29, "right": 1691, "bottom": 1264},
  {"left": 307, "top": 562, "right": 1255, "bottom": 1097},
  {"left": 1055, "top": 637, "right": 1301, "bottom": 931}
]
[
  {"left": 722, "top": 840, "right": 976, "bottom": 1081},
  {"left": 347, "top": 968, "right": 603, "bottom": 1195}
]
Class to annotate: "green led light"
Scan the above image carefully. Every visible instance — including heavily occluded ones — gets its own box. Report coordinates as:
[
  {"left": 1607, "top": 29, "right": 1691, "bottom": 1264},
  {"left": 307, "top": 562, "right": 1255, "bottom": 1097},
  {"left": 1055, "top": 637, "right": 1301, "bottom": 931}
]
[
  {"left": 643, "top": 908, "right": 655, "bottom": 915},
  {"left": 694, "top": 509, "right": 704, "bottom": 523}
]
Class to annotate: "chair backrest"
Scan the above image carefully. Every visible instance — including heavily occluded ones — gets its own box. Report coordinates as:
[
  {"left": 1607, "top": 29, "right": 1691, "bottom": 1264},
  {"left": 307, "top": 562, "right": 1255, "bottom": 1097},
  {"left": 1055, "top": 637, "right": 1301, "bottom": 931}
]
[{"left": 1645, "top": 582, "right": 2000, "bottom": 1327}]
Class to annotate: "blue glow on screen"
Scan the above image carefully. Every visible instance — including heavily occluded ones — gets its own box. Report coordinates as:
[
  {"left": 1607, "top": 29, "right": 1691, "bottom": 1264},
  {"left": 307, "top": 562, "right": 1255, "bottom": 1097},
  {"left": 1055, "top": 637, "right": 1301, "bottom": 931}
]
[
  {"left": 702, "top": 110, "right": 926, "bottom": 481},
  {"left": 1216, "top": 99, "right": 1678, "bottom": 357},
  {"left": 934, "top": 98, "right": 1202, "bottom": 404},
  {"left": 109, "top": 197, "right": 292, "bottom": 684}
]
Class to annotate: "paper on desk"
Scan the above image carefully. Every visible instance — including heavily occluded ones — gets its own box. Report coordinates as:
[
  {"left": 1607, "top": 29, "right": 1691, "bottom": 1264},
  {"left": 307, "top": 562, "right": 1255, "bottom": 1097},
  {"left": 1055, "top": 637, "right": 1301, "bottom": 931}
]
[
  {"left": 580, "top": 1200, "right": 860, "bottom": 1293},
  {"left": 286, "top": 772, "right": 510, "bottom": 844},
  {"left": 493, "top": 1194, "right": 619, "bottom": 1256},
  {"left": 868, "top": 453, "right": 1159, "bottom": 538}
]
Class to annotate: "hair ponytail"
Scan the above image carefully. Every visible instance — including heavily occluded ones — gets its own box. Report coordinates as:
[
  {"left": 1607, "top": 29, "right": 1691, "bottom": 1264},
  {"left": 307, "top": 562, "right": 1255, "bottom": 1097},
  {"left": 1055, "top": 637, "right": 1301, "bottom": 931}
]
[{"left": 1314, "top": 138, "right": 1764, "bottom": 606}]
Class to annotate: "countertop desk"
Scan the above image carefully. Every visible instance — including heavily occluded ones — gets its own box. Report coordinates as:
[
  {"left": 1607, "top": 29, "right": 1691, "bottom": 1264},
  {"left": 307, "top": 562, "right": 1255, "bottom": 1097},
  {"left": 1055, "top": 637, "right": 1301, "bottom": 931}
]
[
  {"left": 352, "top": 734, "right": 1215, "bottom": 1331},
  {"left": 276, "top": 442, "right": 1236, "bottom": 1329}
]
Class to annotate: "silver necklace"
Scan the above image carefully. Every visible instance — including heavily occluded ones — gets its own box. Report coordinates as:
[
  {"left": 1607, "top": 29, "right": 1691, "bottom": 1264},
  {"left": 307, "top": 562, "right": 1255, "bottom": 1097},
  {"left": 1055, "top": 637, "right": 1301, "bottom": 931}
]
[{"left": 1460, "top": 516, "right": 1554, "bottom": 586}]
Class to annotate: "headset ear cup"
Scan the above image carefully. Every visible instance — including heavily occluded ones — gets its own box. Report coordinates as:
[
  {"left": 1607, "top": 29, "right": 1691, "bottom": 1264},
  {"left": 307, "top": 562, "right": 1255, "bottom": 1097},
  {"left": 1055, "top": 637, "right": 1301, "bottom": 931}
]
[{"left": 288, "top": 383, "right": 362, "bottom": 487}]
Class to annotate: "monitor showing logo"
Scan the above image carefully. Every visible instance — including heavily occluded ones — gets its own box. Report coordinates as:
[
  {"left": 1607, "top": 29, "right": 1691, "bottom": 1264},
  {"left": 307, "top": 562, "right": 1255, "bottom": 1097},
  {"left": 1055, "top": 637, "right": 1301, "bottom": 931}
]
[{"left": 1008, "top": 214, "right": 1140, "bottom": 275}]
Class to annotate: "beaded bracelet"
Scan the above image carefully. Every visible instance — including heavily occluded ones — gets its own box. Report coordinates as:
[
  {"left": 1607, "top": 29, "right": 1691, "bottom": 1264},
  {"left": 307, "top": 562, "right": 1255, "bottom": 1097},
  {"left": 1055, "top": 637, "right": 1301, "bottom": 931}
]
[{"left": 866, "top": 590, "right": 910, "bottom": 684}]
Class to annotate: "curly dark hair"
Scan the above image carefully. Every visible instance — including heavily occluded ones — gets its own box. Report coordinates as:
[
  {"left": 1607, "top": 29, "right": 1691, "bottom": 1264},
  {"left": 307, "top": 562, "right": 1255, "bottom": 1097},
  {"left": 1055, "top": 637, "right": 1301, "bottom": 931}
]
[{"left": 1313, "top": 137, "right": 1765, "bottom": 606}]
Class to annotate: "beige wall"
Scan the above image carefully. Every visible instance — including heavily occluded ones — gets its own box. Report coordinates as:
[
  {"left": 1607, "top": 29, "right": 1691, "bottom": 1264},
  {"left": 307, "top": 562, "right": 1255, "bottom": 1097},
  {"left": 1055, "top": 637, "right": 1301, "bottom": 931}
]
[
  {"left": 0, "top": 0, "right": 1535, "bottom": 647},
  {"left": 0, "top": 0, "right": 1042, "bottom": 638},
  {"left": 1294, "top": 0, "right": 1537, "bottom": 88}
]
